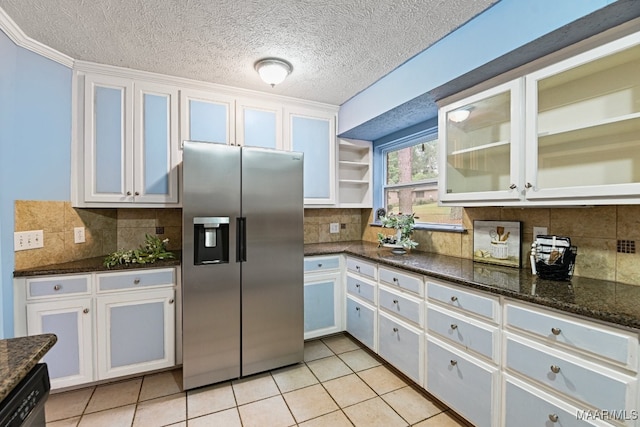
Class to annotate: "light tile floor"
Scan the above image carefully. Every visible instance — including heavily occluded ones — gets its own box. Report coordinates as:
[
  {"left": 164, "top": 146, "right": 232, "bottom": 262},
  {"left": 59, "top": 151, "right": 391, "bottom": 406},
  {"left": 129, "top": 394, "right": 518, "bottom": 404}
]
[{"left": 45, "top": 333, "right": 470, "bottom": 426}]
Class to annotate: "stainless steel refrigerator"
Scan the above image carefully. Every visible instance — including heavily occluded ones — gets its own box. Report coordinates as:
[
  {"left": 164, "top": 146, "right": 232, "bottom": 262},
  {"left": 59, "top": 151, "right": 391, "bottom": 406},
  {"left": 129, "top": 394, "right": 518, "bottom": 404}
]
[{"left": 181, "top": 141, "right": 304, "bottom": 390}]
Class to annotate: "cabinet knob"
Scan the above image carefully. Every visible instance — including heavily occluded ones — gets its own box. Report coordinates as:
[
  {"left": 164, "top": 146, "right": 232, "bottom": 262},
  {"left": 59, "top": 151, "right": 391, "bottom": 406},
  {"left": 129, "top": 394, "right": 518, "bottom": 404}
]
[
  {"left": 548, "top": 414, "right": 559, "bottom": 423},
  {"left": 126, "top": 191, "right": 132, "bottom": 196},
  {"left": 169, "top": 299, "right": 174, "bottom": 304},
  {"left": 450, "top": 359, "right": 457, "bottom": 366},
  {"left": 355, "top": 307, "right": 360, "bottom": 311},
  {"left": 509, "top": 183, "right": 517, "bottom": 190},
  {"left": 53, "top": 284, "right": 62, "bottom": 291},
  {"left": 134, "top": 191, "right": 140, "bottom": 196},
  {"left": 133, "top": 278, "right": 141, "bottom": 285},
  {"left": 83, "top": 308, "right": 89, "bottom": 314},
  {"left": 525, "top": 182, "right": 533, "bottom": 189},
  {"left": 450, "top": 296, "right": 458, "bottom": 302},
  {"left": 392, "top": 327, "right": 398, "bottom": 332},
  {"left": 393, "top": 299, "right": 398, "bottom": 304},
  {"left": 356, "top": 265, "right": 360, "bottom": 271},
  {"left": 393, "top": 277, "right": 398, "bottom": 283},
  {"left": 355, "top": 283, "right": 360, "bottom": 288},
  {"left": 551, "top": 327, "right": 561, "bottom": 336},
  {"left": 451, "top": 324, "right": 458, "bottom": 330},
  {"left": 317, "top": 263, "right": 323, "bottom": 267},
  {"left": 550, "top": 365, "right": 561, "bottom": 374}
]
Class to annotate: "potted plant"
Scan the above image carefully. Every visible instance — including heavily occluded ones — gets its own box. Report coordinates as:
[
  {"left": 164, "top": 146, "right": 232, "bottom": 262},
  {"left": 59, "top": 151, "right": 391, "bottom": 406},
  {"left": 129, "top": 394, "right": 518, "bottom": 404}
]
[{"left": 377, "top": 213, "right": 418, "bottom": 254}]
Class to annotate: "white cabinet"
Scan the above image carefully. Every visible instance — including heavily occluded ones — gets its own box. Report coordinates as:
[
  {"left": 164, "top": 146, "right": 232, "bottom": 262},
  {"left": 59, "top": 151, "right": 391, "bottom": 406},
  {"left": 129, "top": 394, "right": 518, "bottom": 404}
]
[
  {"left": 285, "top": 107, "right": 336, "bottom": 205},
  {"left": 16, "top": 267, "right": 177, "bottom": 389},
  {"left": 345, "top": 256, "right": 378, "bottom": 351},
  {"left": 303, "top": 256, "right": 342, "bottom": 340},
  {"left": 80, "top": 74, "right": 179, "bottom": 206},
  {"left": 337, "top": 139, "right": 372, "bottom": 207},
  {"left": 96, "top": 288, "right": 175, "bottom": 379},
  {"left": 26, "top": 296, "right": 94, "bottom": 389},
  {"left": 180, "top": 89, "right": 235, "bottom": 145},
  {"left": 440, "top": 30, "right": 640, "bottom": 206}
]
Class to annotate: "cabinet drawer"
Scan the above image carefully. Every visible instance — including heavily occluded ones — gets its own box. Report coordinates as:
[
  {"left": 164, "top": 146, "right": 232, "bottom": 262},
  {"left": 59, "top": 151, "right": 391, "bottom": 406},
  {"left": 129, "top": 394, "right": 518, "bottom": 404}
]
[
  {"left": 97, "top": 268, "right": 174, "bottom": 292},
  {"left": 346, "top": 257, "right": 376, "bottom": 280},
  {"left": 378, "top": 312, "right": 422, "bottom": 384},
  {"left": 346, "top": 274, "right": 375, "bottom": 304},
  {"left": 426, "top": 336, "right": 498, "bottom": 427},
  {"left": 504, "top": 376, "right": 606, "bottom": 427},
  {"left": 427, "top": 305, "right": 498, "bottom": 362},
  {"left": 378, "top": 286, "right": 422, "bottom": 326},
  {"left": 346, "top": 296, "right": 376, "bottom": 351},
  {"left": 505, "top": 334, "right": 636, "bottom": 411},
  {"left": 304, "top": 256, "right": 340, "bottom": 273},
  {"left": 505, "top": 302, "right": 638, "bottom": 370},
  {"left": 378, "top": 267, "right": 423, "bottom": 296},
  {"left": 27, "top": 275, "right": 90, "bottom": 299},
  {"left": 427, "top": 280, "right": 498, "bottom": 322}
]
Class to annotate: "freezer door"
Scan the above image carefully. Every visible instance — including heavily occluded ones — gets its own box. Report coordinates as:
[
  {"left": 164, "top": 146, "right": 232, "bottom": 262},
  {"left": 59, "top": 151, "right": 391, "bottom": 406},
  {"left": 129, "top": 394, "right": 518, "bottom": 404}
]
[
  {"left": 241, "top": 148, "right": 304, "bottom": 376},
  {"left": 182, "top": 141, "right": 241, "bottom": 390}
]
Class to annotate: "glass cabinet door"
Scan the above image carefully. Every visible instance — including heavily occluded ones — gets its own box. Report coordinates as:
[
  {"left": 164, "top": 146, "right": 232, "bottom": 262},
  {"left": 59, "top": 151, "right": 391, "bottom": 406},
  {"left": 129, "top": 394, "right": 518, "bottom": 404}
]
[
  {"left": 525, "top": 33, "right": 640, "bottom": 200},
  {"left": 439, "top": 80, "right": 523, "bottom": 203}
]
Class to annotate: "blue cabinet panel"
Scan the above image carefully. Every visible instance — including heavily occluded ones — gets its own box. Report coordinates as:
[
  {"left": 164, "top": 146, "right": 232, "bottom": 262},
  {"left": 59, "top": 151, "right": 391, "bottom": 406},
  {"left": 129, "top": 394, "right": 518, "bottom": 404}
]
[
  {"left": 244, "top": 108, "right": 277, "bottom": 149},
  {"left": 190, "top": 99, "right": 228, "bottom": 143},
  {"left": 110, "top": 301, "right": 165, "bottom": 368},
  {"left": 143, "top": 93, "right": 169, "bottom": 195},
  {"left": 95, "top": 86, "right": 123, "bottom": 193},
  {"left": 304, "top": 280, "right": 335, "bottom": 333},
  {"left": 292, "top": 116, "right": 330, "bottom": 198},
  {"left": 42, "top": 312, "right": 80, "bottom": 378}
]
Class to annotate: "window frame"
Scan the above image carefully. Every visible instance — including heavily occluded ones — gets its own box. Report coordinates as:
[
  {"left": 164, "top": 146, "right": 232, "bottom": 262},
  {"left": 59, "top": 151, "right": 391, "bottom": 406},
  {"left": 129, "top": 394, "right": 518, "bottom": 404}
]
[{"left": 373, "top": 127, "right": 465, "bottom": 232}]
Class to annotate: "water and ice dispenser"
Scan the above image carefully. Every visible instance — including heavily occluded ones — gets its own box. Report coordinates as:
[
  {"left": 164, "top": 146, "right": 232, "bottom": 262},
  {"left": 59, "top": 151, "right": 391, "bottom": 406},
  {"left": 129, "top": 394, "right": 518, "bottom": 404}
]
[{"left": 193, "top": 217, "right": 229, "bottom": 264}]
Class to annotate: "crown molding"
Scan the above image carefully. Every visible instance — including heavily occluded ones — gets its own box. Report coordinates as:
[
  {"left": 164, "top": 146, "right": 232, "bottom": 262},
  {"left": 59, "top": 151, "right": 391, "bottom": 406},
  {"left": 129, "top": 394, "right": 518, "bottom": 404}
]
[{"left": 0, "top": 6, "right": 74, "bottom": 68}]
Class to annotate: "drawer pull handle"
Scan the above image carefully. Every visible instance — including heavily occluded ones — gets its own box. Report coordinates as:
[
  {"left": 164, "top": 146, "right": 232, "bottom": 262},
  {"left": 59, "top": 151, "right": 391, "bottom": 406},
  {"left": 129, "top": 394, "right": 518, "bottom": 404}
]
[
  {"left": 169, "top": 299, "right": 174, "bottom": 304},
  {"left": 450, "top": 296, "right": 458, "bottom": 302},
  {"left": 450, "top": 359, "right": 457, "bottom": 366},
  {"left": 83, "top": 308, "right": 89, "bottom": 314},
  {"left": 551, "top": 327, "right": 561, "bottom": 335},
  {"left": 451, "top": 324, "right": 458, "bottom": 330},
  {"left": 548, "top": 414, "right": 558, "bottom": 423},
  {"left": 393, "top": 277, "right": 398, "bottom": 282},
  {"left": 53, "top": 284, "right": 62, "bottom": 291},
  {"left": 133, "top": 279, "right": 141, "bottom": 285},
  {"left": 550, "top": 365, "right": 561, "bottom": 374},
  {"left": 318, "top": 263, "right": 323, "bottom": 267},
  {"left": 393, "top": 327, "right": 398, "bottom": 332},
  {"left": 393, "top": 299, "right": 398, "bottom": 304}
]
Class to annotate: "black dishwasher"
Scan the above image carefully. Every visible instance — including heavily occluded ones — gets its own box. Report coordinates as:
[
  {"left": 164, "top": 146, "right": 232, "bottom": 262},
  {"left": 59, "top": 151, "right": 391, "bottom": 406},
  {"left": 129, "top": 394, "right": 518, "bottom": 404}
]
[{"left": 0, "top": 363, "right": 50, "bottom": 427}]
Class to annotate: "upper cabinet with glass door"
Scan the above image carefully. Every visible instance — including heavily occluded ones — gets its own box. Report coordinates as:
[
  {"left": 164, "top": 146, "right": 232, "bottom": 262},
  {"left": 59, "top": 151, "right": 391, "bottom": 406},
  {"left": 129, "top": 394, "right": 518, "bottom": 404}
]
[
  {"left": 524, "top": 32, "right": 640, "bottom": 203},
  {"left": 180, "top": 89, "right": 235, "bottom": 146},
  {"left": 439, "top": 80, "right": 524, "bottom": 204}
]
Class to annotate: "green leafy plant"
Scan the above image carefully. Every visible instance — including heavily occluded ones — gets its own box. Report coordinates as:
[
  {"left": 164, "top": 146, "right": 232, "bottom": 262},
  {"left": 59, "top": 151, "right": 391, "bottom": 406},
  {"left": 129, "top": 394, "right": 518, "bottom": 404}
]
[
  {"left": 104, "top": 234, "right": 175, "bottom": 268},
  {"left": 377, "top": 213, "right": 418, "bottom": 249}
]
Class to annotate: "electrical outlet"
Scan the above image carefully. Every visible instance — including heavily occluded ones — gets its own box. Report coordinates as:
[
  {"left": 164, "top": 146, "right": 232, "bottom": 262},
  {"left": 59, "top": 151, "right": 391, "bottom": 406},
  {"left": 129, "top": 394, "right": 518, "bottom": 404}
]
[
  {"left": 533, "top": 226, "right": 548, "bottom": 239},
  {"left": 329, "top": 223, "right": 340, "bottom": 233},
  {"left": 74, "top": 227, "right": 86, "bottom": 243},
  {"left": 14, "top": 230, "right": 44, "bottom": 251}
]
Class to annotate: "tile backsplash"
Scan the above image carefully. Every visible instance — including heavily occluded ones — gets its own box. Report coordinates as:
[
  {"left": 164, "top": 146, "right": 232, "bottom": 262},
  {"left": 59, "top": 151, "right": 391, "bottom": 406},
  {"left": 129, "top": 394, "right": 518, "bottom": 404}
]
[
  {"left": 13, "top": 201, "right": 640, "bottom": 286},
  {"left": 14, "top": 201, "right": 181, "bottom": 270}
]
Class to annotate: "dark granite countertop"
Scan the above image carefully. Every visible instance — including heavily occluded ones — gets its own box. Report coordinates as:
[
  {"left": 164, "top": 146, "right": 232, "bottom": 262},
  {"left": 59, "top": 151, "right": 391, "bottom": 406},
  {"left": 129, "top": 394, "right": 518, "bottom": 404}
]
[
  {"left": 0, "top": 334, "right": 57, "bottom": 402},
  {"left": 305, "top": 241, "right": 640, "bottom": 330},
  {"left": 13, "top": 252, "right": 181, "bottom": 278}
]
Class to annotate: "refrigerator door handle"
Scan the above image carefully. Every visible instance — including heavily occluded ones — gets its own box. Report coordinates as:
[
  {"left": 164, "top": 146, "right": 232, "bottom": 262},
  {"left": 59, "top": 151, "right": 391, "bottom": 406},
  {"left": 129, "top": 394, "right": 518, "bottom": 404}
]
[{"left": 236, "top": 217, "right": 247, "bottom": 262}]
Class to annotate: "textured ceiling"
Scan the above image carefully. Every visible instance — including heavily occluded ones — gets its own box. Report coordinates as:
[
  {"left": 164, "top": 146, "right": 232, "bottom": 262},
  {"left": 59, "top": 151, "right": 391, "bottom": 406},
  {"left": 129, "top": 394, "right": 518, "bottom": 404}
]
[{"left": 0, "top": 0, "right": 498, "bottom": 105}]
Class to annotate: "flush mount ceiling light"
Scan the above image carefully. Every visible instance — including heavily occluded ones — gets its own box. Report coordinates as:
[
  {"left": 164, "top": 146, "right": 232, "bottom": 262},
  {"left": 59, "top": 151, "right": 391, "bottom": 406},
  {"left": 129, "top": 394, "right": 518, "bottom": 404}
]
[
  {"left": 254, "top": 58, "right": 293, "bottom": 87},
  {"left": 448, "top": 108, "right": 471, "bottom": 123}
]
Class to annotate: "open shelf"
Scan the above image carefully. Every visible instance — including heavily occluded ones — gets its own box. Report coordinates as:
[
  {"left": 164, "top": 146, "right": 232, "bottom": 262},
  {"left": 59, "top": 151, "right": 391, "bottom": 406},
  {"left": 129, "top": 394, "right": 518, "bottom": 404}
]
[{"left": 337, "top": 139, "right": 372, "bottom": 207}]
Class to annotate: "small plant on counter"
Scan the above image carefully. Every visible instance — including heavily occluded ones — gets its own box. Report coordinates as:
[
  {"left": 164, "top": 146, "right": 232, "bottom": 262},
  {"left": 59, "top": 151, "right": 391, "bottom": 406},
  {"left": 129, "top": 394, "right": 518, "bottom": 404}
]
[
  {"left": 377, "top": 213, "right": 419, "bottom": 250},
  {"left": 103, "top": 234, "right": 175, "bottom": 268}
]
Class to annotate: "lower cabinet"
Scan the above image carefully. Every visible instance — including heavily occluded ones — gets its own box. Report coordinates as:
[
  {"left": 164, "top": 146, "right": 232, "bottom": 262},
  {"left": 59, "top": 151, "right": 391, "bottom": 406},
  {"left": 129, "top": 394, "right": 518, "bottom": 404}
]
[
  {"left": 426, "top": 335, "right": 500, "bottom": 427},
  {"left": 96, "top": 288, "right": 175, "bottom": 379},
  {"left": 303, "top": 272, "right": 342, "bottom": 339},
  {"left": 346, "top": 295, "right": 376, "bottom": 351},
  {"left": 26, "top": 297, "right": 94, "bottom": 389},
  {"left": 378, "top": 311, "right": 423, "bottom": 384},
  {"left": 19, "top": 267, "right": 177, "bottom": 389}
]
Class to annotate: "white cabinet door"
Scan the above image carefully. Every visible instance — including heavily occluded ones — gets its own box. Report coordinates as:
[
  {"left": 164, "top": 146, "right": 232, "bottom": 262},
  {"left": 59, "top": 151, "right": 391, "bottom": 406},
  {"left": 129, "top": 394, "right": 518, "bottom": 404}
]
[
  {"left": 439, "top": 79, "right": 524, "bottom": 205},
  {"left": 378, "top": 312, "right": 423, "bottom": 384},
  {"left": 84, "top": 74, "right": 134, "bottom": 203},
  {"left": 96, "top": 288, "right": 175, "bottom": 379},
  {"left": 285, "top": 107, "right": 336, "bottom": 205},
  {"left": 83, "top": 74, "right": 179, "bottom": 205},
  {"left": 304, "top": 272, "right": 342, "bottom": 339},
  {"left": 346, "top": 295, "right": 376, "bottom": 351},
  {"left": 236, "top": 98, "right": 283, "bottom": 149},
  {"left": 27, "top": 298, "right": 94, "bottom": 389},
  {"left": 180, "top": 89, "right": 235, "bottom": 145}
]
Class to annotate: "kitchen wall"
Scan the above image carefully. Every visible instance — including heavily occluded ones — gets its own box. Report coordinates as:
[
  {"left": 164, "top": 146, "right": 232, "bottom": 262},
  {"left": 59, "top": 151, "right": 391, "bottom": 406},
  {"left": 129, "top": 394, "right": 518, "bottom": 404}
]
[
  {"left": 362, "top": 205, "right": 640, "bottom": 286},
  {"left": 304, "top": 208, "right": 362, "bottom": 244},
  {"left": 14, "top": 201, "right": 182, "bottom": 270}
]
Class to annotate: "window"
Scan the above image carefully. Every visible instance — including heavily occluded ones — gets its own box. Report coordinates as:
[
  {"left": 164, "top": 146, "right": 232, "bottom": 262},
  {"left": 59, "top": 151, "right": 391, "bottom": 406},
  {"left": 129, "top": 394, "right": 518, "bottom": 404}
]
[{"left": 379, "top": 132, "right": 462, "bottom": 229}]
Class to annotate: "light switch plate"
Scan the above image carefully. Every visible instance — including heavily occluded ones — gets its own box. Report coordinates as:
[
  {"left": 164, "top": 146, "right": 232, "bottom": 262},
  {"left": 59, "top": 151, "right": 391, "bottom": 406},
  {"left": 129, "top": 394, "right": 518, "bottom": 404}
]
[
  {"left": 14, "top": 230, "right": 44, "bottom": 251},
  {"left": 329, "top": 223, "right": 340, "bottom": 233},
  {"left": 74, "top": 227, "right": 86, "bottom": 243}
]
